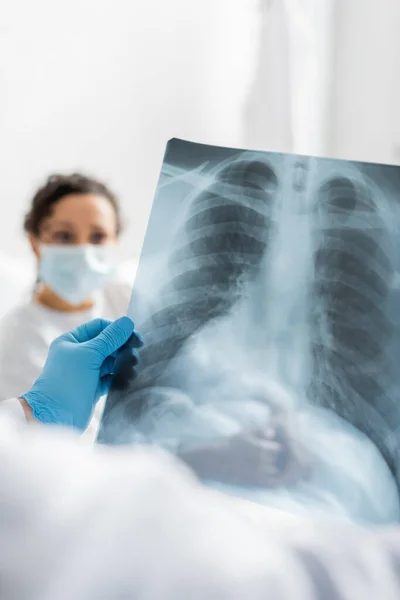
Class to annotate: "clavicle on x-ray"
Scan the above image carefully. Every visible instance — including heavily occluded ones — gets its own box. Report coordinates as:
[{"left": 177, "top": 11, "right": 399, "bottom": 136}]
[{"left": 98, "top": 138, "right": 400, "bottom": 524}]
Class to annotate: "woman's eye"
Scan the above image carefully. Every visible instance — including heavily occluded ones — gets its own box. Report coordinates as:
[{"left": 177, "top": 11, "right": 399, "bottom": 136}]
[
  {"left": 53, "top": 231, "right": 74, "bottom": 243},
  {"left": 90, "top": 232, "right": 107, "bottom": 244}
]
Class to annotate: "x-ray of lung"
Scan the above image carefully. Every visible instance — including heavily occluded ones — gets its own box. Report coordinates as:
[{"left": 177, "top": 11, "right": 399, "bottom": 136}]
[{"left": 98, "top": 139, "right": 400, "bottom": 524}]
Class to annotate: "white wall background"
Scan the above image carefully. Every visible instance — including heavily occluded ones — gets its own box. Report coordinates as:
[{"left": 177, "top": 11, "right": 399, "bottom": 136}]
[{"left": 1, "top": 0, "right": 400, "bottom": 272}]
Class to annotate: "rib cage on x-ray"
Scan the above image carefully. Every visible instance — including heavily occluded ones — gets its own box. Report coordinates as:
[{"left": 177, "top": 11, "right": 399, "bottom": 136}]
[
  {"left": 310, "top": 175, "right": 398, "bottom": 478},
  {"left": 101, "top": 157, "right": 278, "bottom": 424},
  {"left": 134, "top": 159, "right": 276, "bottom": 382},
  {"left": 100, "top": 150, "right": 400, "bottom": 484}
]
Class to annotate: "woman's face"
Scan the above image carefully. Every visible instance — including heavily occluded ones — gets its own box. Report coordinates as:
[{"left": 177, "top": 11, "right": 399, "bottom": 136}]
[{"left": 30, "top": 193, "right": 118, "bottom": 256}]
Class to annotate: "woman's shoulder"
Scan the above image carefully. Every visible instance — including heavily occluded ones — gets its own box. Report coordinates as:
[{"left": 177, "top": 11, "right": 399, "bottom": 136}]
[
  {"left": 0, "top": 301, "right": 37, "bottom": 326},
  {"left": 0, "top": 301, "right": 48, "bottom": 341},
  {"left": 102, "top": 279, "right": 132, "bottom": 318},
  {"left": 105, "top": 278, "right": 132, "bottom": 298},
  {"left": 102, "top": 277, "right": 151, "bottom": 324}
]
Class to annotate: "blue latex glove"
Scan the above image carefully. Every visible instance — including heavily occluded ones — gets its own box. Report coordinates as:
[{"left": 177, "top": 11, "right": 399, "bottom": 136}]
[{"left": 21, "top": 317, "right": 143, "bottom": 431}]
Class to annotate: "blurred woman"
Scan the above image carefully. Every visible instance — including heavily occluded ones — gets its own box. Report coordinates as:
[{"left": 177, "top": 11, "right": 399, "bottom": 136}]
[{"left": 0, "top": 173, "right": 134, "bottom": 439}]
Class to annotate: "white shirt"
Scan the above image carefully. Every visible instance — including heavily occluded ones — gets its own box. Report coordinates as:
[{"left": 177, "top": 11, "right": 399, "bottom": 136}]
[
  {"left": 0, "top": 281, "right": 133, "bottom": 441},
  {"left": 1, "top": 399, "right": 400, "bottom": 600}
]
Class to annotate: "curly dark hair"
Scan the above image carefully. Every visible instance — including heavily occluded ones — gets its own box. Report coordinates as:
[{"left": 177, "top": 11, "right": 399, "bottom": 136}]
[{"left": 24, "top": 173, "right": 123, "bottom": 236}]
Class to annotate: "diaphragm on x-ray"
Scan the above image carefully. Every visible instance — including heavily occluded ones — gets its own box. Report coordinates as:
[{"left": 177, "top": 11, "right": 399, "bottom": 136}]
[{"left": 98, "top": 139, "right": 400, "bottom": 524}]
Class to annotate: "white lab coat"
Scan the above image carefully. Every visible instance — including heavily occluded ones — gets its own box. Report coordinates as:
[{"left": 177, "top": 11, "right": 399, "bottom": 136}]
[{"left": 1, "top": 398, "right": 400, "bottom": 600}]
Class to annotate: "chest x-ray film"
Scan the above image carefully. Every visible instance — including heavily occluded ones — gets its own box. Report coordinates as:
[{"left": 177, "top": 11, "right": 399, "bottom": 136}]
[{"left": 98, "top": 138, "right": 400, "bottom": 524}]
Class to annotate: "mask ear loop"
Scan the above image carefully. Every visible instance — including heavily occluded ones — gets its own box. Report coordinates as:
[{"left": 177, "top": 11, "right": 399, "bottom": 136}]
[
  {"left": 33, "top": 236, "right": 47, "bottom": 297},
  {"left": 32, "top": 273, "right": 40, "bottom": 298},
  {"left": 33, "top": 248, "right": 43, "bottom": 297}
]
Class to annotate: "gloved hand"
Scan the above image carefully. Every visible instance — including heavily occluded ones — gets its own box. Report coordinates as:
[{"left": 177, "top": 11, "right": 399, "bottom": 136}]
[{"left": 21, "top": 317, "right": 143, "bottom": 431}]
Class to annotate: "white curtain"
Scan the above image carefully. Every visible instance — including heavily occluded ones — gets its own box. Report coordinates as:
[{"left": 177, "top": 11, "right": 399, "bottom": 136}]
[
  {"left": 243, "top": 0, "right": 335, "bottom": 157},
  {"left": 244, "top": 0, "right": 400, "bottom": 165},
  {"left": 329, "top": 0, "right": 400, "bottom": 164}
]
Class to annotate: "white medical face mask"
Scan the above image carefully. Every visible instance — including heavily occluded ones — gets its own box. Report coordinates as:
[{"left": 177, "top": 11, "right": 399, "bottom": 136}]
[{"left": 38, "top": 244, "right": 115, "bottom": 306}]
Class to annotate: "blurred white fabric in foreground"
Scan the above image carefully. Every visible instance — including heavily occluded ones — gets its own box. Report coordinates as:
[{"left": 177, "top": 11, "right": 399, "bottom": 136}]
[{"left": 1, "top": 412, "right": 400, "bottom": 600}]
